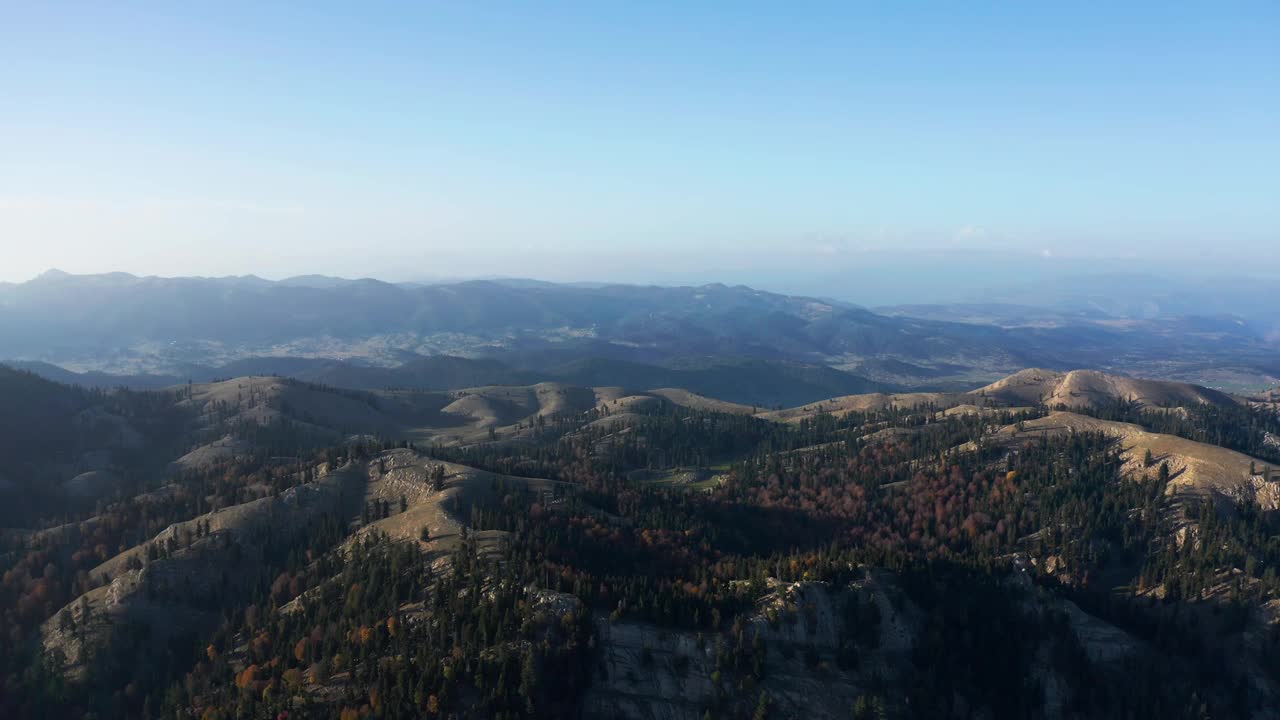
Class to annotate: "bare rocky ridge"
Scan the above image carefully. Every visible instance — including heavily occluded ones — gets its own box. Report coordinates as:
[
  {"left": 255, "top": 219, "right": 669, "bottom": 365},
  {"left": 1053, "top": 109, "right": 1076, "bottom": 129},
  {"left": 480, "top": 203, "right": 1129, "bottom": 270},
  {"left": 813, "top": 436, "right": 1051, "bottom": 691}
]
[{"left": 351, "top": 448, "right": 570, "bottom": 561}]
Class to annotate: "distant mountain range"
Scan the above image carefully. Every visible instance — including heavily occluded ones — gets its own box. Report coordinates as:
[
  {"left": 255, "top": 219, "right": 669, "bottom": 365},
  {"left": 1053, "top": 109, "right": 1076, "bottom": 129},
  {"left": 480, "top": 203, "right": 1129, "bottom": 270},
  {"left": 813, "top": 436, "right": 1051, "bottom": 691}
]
[
  {"left": 3, "top": 270, "right": 1277, "bottom": 392},
  {"left": 8, "top": 354, "right": 885, "bottom": 409}
]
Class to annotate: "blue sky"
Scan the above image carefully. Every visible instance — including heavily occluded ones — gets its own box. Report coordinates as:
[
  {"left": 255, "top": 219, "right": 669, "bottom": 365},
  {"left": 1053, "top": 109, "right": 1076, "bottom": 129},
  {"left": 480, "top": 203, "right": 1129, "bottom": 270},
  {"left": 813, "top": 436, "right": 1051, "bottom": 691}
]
[{"left": 1, "top": 2, "right": 1276, "bottom": 298}]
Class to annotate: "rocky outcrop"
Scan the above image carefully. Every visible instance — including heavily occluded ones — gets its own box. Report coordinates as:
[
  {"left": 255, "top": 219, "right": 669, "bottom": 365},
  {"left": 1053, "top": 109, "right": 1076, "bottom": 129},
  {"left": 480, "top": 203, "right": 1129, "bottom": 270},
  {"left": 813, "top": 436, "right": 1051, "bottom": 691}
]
[
  {"left": 1225, "top": 475, "right": 1280, "bottom": 511},
  {"left": 584, "top": 574, "right": 917, "bottom": 720}
]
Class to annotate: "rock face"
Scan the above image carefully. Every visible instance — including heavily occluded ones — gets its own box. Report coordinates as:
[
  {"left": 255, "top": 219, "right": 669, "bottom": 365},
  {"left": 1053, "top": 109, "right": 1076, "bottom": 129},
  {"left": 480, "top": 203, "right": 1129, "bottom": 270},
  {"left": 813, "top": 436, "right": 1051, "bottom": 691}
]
[
  {"left": 744, "top": 581, "right": 873, "bottom": 718},
  {"left": 1058, "top": 597, "right": 1143, "bottom": 664},
  {"left": 586, "top": 619, "right": 718, "bottom": 720},
  {"left": 583, "top": 576, "right": 916, "bottom": 720},
  {"left": 583, "top": 571, "right": 1153, "bottom": 720},
  {"left": 1227, "top": 475, "right": 1280, "bottom": 511}
]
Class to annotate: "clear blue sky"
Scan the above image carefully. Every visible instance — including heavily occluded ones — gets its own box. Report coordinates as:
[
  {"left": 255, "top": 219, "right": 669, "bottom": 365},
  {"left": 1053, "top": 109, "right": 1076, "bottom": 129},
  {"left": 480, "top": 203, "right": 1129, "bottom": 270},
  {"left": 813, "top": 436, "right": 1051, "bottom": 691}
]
[{"left": 2, "top": 2, "right": 1276, "bottom": 296}]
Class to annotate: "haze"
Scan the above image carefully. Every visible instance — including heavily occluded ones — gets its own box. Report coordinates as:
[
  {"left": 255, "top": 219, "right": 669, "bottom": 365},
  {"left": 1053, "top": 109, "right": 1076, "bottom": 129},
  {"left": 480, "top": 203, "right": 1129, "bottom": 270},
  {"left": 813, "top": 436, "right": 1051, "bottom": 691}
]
[{"left": 2, "top": 3, "right": 1277, "bottom": 299}]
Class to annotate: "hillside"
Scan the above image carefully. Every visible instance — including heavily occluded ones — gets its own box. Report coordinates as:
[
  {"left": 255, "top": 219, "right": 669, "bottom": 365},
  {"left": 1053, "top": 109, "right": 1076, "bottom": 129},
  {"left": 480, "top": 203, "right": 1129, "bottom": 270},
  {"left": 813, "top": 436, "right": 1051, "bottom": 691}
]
[
  {"left": 5, "top": 360, "right": 1280, "bottom": 718},
  {"left": 354, "top": 448, "right": 573, "bottom": 555},
  {"left": 0, "top": 365, "right": 91, "bottom": 458},
  {"left": 42, "top": 463, "right": 368, "bottom": 678},
  {"left": 168, "top": 368, "right": 1255, "bottom": 455},
  {"left": 173, "top": 375, "right": 772, "bottom": 456},
  {"left": 975, "top": 368, "right": 1239, "bottom": 409},
  {"left": 548, "top": 357, "right": 886, "bottom": 408},
  {"left": 0, "top": 365, "right": 189, "bottom": 522},
  {"left": 12, "top": 354, "right": 888, "bottom": 409},
  {"left": 986, "top": 411, "right": 1280, "bottom": 508},
  {"left": 3, "top": 363, "right": 1279, "bottom": 718},
  {"left": 2, "top": 364, "right": 1250, "bottom": 509},
  {"left": 216, "top": 354, "right": 542, "bottom": 391},
  {"left": 759, "top": 391, "right": 972, "bottom": 423},
  {"left": 646, "top": 388, "right": 757, "bottom": 415},
  {"left": 38, "top": 447, "right": 581, "bottom": 687},
  {"left": 186, "top": 376, "right": 403, "bottom": 436},
  {"left": 759, "top": 369, "right": 1241, "bottom": 425}
]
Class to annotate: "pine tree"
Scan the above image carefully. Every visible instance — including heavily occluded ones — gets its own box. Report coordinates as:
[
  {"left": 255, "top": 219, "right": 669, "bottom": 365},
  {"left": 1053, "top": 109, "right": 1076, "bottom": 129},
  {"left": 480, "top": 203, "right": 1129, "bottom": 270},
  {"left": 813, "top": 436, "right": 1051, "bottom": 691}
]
[{"left": 519, "top": 650, "right": 538, "bottom": 713}]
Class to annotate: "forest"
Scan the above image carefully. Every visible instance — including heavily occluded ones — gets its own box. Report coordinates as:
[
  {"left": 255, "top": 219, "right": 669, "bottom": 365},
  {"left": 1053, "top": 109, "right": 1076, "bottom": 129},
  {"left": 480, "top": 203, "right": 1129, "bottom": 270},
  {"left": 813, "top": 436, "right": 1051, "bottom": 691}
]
[{"left": 1, "top": 375, "right": 1278, "bottom": 719}]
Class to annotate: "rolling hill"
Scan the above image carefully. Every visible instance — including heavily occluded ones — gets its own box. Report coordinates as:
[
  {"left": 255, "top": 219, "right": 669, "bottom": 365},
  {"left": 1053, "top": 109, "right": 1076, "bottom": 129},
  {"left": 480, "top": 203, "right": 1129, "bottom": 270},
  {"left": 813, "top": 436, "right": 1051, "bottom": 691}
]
[
  {"left": 974, "top": 368, "right": 1238, "bottom": 409},
  {"left": 758, "top": 369, "right": 1241, "bottom": 424},
  {"left": 7, "top": 360, "right": 1280, "bottom": 718},
  {"left": 0, "top": 366, "right": 189, "bottom": 522},
  {"left": 984, "top": 411, "right": 1280, "bottom": 509}
]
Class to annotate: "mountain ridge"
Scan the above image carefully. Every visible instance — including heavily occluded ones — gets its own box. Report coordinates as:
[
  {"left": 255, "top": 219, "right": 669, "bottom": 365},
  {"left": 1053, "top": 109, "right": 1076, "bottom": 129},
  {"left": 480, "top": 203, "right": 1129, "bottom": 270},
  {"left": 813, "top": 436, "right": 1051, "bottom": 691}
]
[{"left": 8, "top": 271, "right": 1274, "bottom": 391}]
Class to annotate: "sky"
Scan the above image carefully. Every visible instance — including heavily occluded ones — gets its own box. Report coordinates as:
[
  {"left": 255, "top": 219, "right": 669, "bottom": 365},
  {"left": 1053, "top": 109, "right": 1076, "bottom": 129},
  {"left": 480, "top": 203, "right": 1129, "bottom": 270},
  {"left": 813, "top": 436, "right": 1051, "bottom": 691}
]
[{"left": 1, "top": 2, "right": 1277, "bottom": 300}]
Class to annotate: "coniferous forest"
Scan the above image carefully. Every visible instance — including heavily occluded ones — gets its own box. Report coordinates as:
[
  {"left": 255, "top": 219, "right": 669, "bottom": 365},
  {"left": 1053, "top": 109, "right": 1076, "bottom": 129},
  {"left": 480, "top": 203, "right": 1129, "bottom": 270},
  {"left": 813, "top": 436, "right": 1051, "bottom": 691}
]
[{"left": 2, "top": 365, "right": 1279, "bottom": 719}]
